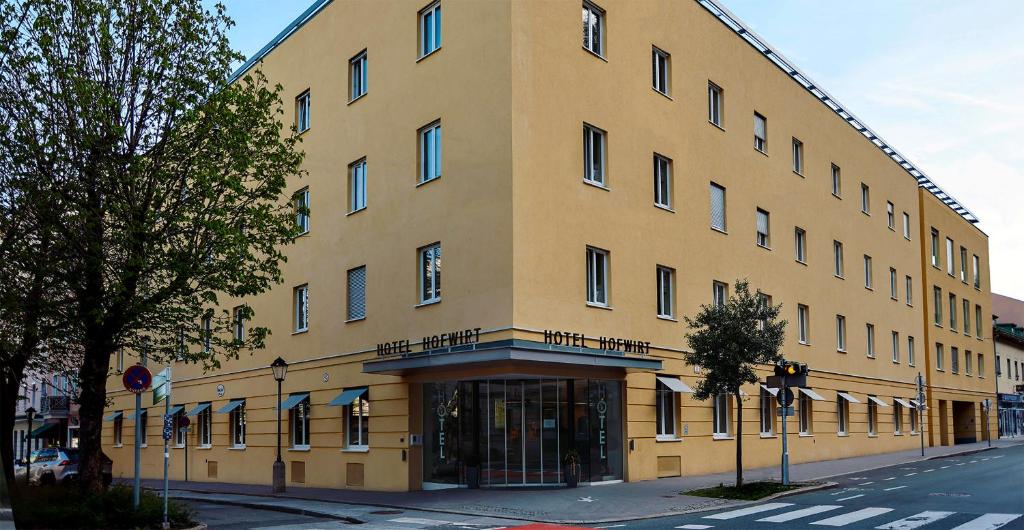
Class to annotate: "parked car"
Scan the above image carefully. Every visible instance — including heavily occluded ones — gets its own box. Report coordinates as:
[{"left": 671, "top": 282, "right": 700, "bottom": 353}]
[{"left": 13, "top": 448, "right": 112, "bottom": 486}]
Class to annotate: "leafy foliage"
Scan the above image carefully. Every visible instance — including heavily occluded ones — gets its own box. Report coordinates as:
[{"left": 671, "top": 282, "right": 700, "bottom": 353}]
[{"left": 12, "top": 485, "right": 197, "bottom": 529}]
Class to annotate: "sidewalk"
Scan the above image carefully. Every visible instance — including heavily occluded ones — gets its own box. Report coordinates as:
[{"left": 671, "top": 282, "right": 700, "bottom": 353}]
[{"left": 139, "top": 438, "right": 1023, "bottom": 525}]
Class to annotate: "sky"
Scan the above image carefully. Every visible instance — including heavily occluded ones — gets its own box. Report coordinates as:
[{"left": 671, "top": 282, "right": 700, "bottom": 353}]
[{"left": 204, "top": 0, "right": 1024, "bottom": 299}]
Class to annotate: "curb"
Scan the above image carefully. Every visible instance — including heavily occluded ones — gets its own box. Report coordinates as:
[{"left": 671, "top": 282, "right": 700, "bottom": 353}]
[
  {"left": 807, "top": 445, "right": 1006, "bottom": 482},
  {"left": 159, "top": 491, "right": 364, "bottom": 525}
]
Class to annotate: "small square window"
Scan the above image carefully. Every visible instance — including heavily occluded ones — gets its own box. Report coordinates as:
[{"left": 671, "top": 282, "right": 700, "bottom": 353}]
[
  {"left": 419, "top": 243, "right": 442, "bottom": 304},
  {"left": 583, "top": 124, "right": 606, "bottom": 186},
  {"left": 419, "top": 121, "right": 442, "bottom": 184},
  {"left": 294, "top": 284, "right": 309, "bottom": 332},
  {"left": 792, "top": 138, "right": 803, "bottom": 174},
  {"left": 708, "top": 82, "right": 724, "bottom": 127},
  {"left": 656, "top": 266, "right": 674, "bottom": 318},
  {"left": 710, "top": 183, "right": 727, "bottom": 231},
  {"left": 349, "top": 159, "right": 367, "bottom": 212},
  {"left": 756, "top": 208, "right": 770, "bottom": 248},
  {"left": 587, "top": 246, "right": 609, "bottom": 306},
  {"left": 294, "top": 188, "right": 310, "bottom": 234},
  {"left": 653, "top": 154, "right": 672, "bottom": 209},
  {"left": 860, "top": 183, "right": 870, "bottom": 214},
  {"left": 753, "top": 113, "right": 767, "bottom": 153},
  {"left": 831, "top": 164, "right": 841, "bottom": 197},
  {"left": 794, "top": 227, "right": 807, "bottom": 263}
]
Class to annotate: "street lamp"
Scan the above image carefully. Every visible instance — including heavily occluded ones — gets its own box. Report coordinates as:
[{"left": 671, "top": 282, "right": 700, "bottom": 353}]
[
  {"left": 25, "top": 406, "right": 36, "bottom": 486},
  {"left": 270, "top": 356, "right": 288, "bottom": 493}
]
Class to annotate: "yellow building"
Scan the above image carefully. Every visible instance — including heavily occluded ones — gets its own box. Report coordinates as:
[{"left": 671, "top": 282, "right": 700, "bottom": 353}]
[{"left": 102, "top": 0, "right": 996, "bottom": 491}]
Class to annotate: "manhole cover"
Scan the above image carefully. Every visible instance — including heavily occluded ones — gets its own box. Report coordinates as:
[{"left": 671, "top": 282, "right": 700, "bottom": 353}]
[{"left": 369, "top": 510, "right": 403, "bottom": 515}]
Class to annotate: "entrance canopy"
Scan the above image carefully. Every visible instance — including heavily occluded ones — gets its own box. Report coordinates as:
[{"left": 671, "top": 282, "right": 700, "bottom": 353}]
[{"left": 30, "top": 422, "right": 56, "bottom": 437}]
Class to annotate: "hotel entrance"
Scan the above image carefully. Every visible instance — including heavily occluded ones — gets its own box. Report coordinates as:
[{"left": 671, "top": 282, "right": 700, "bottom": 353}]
[{"left": 422, "top": 378, "right": 622, "bottom": 487}]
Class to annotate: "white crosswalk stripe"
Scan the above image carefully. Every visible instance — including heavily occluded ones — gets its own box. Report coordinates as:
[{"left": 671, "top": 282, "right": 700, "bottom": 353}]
[
  {"left": 389, "top": 517, "right": 453, "bottom": 526},
  {"left": 703, "top": 502, "right": 793, "bottom": 520},
  {"left": 675, "top": 525, "right": 714, "bottom": 530},
  {"left": 757, "top": 505, "right": 843, "bottom": 523},
  {"left": 811, "top": 507, "right": 894, "bottom": 526},
  {"left": 949, "top": 513, "right": 1023, "bottom": 530},
  {"left": 875, "top": 511, "right": 955, "bottom": 529}
]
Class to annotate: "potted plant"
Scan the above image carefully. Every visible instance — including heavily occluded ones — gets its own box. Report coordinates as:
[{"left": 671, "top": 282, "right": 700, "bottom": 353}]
[
  {"left": 563, "top": 449, "right": 581, "bottom": 488},
  {"left": 464, "top": 453, "right": 481, "bottom": 489}
]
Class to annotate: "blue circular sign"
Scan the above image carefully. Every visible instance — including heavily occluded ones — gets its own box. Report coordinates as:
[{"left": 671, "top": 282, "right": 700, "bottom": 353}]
[{"left": 122, "top": 365, "right": 152, "bottom": 394}]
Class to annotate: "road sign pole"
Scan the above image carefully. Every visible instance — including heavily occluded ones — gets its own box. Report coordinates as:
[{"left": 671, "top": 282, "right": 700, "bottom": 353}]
[
  {"left": 781, "top": 374, "right": 789, "bottom": 486},
  {"left": 917, "top": 372, "right": 925, "bottom": 457},
  {"left": 133, "top": 391, "right": 142, "bottom": 510},
  {"left": 162, "top": 369, "right": 171, "bottom": 530}
]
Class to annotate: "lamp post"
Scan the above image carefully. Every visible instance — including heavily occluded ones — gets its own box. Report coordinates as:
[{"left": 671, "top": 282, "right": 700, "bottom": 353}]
[
  {"left": 270, "top": 357, "right": 288, "bottom": 493},
  {"left": 25, "top": 406, "right": 36, "bottom": 486}
]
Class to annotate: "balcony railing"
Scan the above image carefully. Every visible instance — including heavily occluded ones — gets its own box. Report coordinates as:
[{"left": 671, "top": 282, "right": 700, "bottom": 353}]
[{"left": 41, "top": 395, "right": 70, "bottom": 418}]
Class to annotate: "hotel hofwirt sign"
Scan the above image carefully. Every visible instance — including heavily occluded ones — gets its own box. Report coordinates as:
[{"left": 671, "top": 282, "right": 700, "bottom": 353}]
[{"left": 376, "top": 327, "right": 651, "bottom": 358}]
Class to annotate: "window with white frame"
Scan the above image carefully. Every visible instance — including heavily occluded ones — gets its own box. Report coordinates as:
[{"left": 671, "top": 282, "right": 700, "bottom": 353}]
[
  {"left": 833, "top": 240, "right": 844, "bottom": 277},
  {"left": 656, "top": 379, "right": 678, "bottom": 438},
  {"left": 893, "top": 400, "right": 904, "bottom": 434},
  {"left": 963, "top": 299, "right": 971, "bottom": 335},
  {"left": 419, "top": 243, "right": 442, "bottom": 304},
  {"left": 710, "top": 182, "right": 727, "bottom": 231},
  {"left": 198, "top": 404, "right": 212, "bottom": 447},
  {"left": 116, "top": 349, "right": 124, "bottom": 373},
  {"left": 836, "top": 393, "right": 850, "bottom": 435},
  {"left": 760, "top": 387, "right": 775, "bottom": 436},
  {"left": 293, "top": 284, "right": 309, "bottom": 332},
  {"left": 936, "top": 343, "right": 945, "bottom": 371},
  {"left": 965, "top": 349, "right": 973, "bottom": 375},
  {"left": 866, "top": 323, "right": 876, "bottom": 358},
  {"left": 889, "top": 267, "right": 898, "bottom": 299},
  {"left": 960, "top": 246, "right": 968, "bottom": 283},
  {"left": 419, "top": 1, "right": 441, "bottom": 57},
  {"left": 294, "top": 188, "right": 310, "bottom": 234},
  {"left": 831, "top": 164, "right": 841, "bottom": 197},
  {"left": 419, "top": 121, "right": 441, "bottom": 183},
  {"left": 586, "top": 246, "right": 609, "bottom": 306},
  {"left": 794, "top": 227, "right": 807, "bottom": 263},
  {"left": 708, "top": 82, "right": 723, "bottom": 126},
  {"left": 712, "top": 280, "right": 728, "bottom": 308},
  {"left": 905, "top": 275, "right": 913, "bottom": 306},
  {"left": 934, "top": 286, "right": 942, "bottom": 325},
  {"left": 349, "top": 158, "right": 367, "bottom": 212},
  {"left": 232, "top": 306, "right": 245, "bottom": 342},
  {"left": 949, "top": 293, "right": 957, "bottom": 329},
  {"left": 138, "top": 409, "right": 148, "bottom": 446},
  {"left": 863, "top": 255, "right": 873, "bottom": 289},
  {"left": 797, "top": 304, "right": 809, "bottom": 344},
  {"left": 202, "top": 316, "right": 212, "bottom": 353},
  {"left": 978, "top": 353, "right": 984, "bottom": 378},
  {"left": 114, "top": 413, "right": 123, "bottom": 446},
  {"left": 753, "top": 113, "right": 767, "bottom": 152},
  {"left": 756, "top": 208, "right": 770, "bottom": 248},
  {"left": 861, "top": 183, "right": 870, "bottom": 214},
  {"left": 230, "top": 401, "right": 246, "bottom": 447},
  {"left": 295, "top": 90, "right": 310, "bottom": 133},
  {"left": 910, "top": 405, "right": 918, "bottom": 433},
  {"left": 836, "top": 314, "right": 847, "bottom": 352},
  {"left": 583, "top": 123, "right": 606, "bottom": 186},
  {"left": 946, "top": 238, "right": 955, "bottom": 276},
  {"left": 867, "top": 397, "right": 878, "bottom": 436},
  {"left": 653, "top": 154, "right": 672, "bottom": 208},
  {"left": 973, "top": 254, "right": 980, "bottom": 289},
  {"left": 792, "top": 138, "right": 803, "bottom": 174},
  {"left": 582, "top": 1, "right": 604, "bottom": 56},
  {"left": 951, "top": 346, "right": 960, "bottom": 373},
  {"left": 886, "top": 201, "right": 895, "bottom": 229},
  {"left": 656, "top": 266, "right": 674, "bottom": 318},
  {"left": 349, "top": 50, "right": 367, "bottom": 100},
  {"left": 713, "top": 393, "right": 731, "bottom": 437},
  {"left": 975, "top": 305, "right": 983, "bottom": 338},
  {"left": 652, "top": 46, "right": 670, "bottom": 95},
  {"left": 799, "top": 392, "right": 813, "bottom": 434},
  {"left": 931, "top": 228, "right": 940, "bottom": 267},
  {"left": 903, "top": 212, "right": 911, "bottom": 239},
  {"left": 346, "top": 389, "right": 370, "bottom": 449},
  {"left": 892, "top": 331, "right": 900, "bottom": 363},
  {"left": 347, "top": 266, "right": 366, "bottom": 321},
  {"left": 291, "top": 396, "right": 311, "bottom": 448},
  {"left": 908, "top": 336, "right": 916, "bottom": 366}
]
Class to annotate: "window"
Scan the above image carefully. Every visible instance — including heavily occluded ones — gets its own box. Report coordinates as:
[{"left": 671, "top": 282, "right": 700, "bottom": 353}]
[
  {"left": 867, "top": 398, "right": 878, "bottom": 436},
  {"left": 713, "top": 393, "right": 731, "bottom": 437},
  {"left": 908, "top": 336, "right": 915, "bottom": 366},
  {"left": 656, "top": 266, "right": 674, "bottom": 318},
  {"left": 760, "top": 388, "right": 775, "bottom": 436},
  {"left": 419, "top": 243, "right": 442, "bottom": 304},
  {"left": 963, "top": 299, "right": 971, "bottom": 335},
  {"left": 931, "top": 229, "right": 940, "bottom": 267},
  {"left": 294, "top": 187, "right": 310, "bottom": 234},
  {"left": 933, "top": 286, "right": 942, "bottom": 326},
  {"left": 794, "top": 228, "right": 807, "bottom": 263},
  {"left": 232, "top": 306, "right": 245, "bottom": 342},
  {"left": 756, "top": 209, "right": 770, "bottom": 248},
  {"left": 708, "top": 82, "right": 723, "bottom": 126},
  {"left": 797, "top": 304, "right": 809, "bottom": 344},
  {"left": 860, "top": 183, "right": 870, "bottom": 214},
  {"left": 910, "top": 406, "right": 919, "bottom": 434},
  {"left": 863, "top": 255, "right": 873, "bottom": 289},
  {"left": 833, "top": 240, "right": 844, "bottom": 277},
  {"left": 903, "top": 212, "right": 911, "bottom": 239},
  {"left": 173, "top": 408, "right": 186, "bottom": 447},
  {"left": 893, "top": 400, "right": 903, "bottom": 434},
  {"left": 978, "top": 353, "right": 984, "bottom": 378},
  {"left": 293, "top": 284, "right": 309, "bottom": 332},
  {"left": 975, "top": 305, "right": 983, "bottom": 338},
  {"left": 656, "top": 380, "right": 678, "bottom": 438},
  {"left": 349, "top": 50, "right": 367, "bottom": 100},
  {"left": 586, "top": 246, "right": 609, "bottom": 306},
  {"left": 653, "top": 154, "right": 672, "bottom": 208},
  {"left": 946, "top": 238, "right": 955, "bottom": 276},
  {"left": 116, "top": 349, "right": 124, "bottom": 373},
  {"left": 936, "top": 343, "right": 945, "bottom": 371},
  {"left": 202, "top": 316, "right": 212, "bottom": 353},
  {"left": 753, "top": 113, "right": 767, "bottom": 152},
  {"left": 799, "top": 392, "right": 813, "bottom": 435},
  {"left": 836, "top": 315, "right": 847, "bottom": 352},
  {"left": 138, "top": 409, "right": 148, "bottom": 447},
  {"left": 230, "top": 401, "right": 246, "bottom": 448},
  {"left": 583, "top": 123, "right": 606, "bottom": 186},
  {"left": 114, "top": 413, "right": 123, "bottom": 446},
  {"left": 290, "top": 396, "right": 311, "bottom": 448},
  {"left": 349, "top": 159, "right": 367, "bottom": 212},
  {"left": 965, "top": 350, "right": 973, "bottom": 375},
  {"left": 836, "top": 393, "right": 850, "bottom": 435},
  {"left": 652, "top": 47, "right": 670, "bottom": 95},
  {"left": 712, "top": 281, "right": 728, "bottom": 308},
  {"left": 866, "top": 323, "right": 876, "bottom": 358},
  {"left": 1007, "top": 358, "right": 1011, "bottom": 379},
  {"left": 710, "top": 183, "right": 727, "bottom": 231},
  {"left": 889, "top": 268, "right": 898, "bottom": 299},
  {"left": 960, "top": 247, "right": 968, "bottom": 283},
  {"left": 951, "top": 346, "right": 960, "bottom": 374},
  {"left": 346, "top": 390, "right": 370, "bottom": 449},
  {"left": 347, "top": 266, "right": 366, "bottom": 321},
  {"left": 949, "top": 293, "right": 957, "bottom": 329},
  {"left": 892, "top": 331, "right": 900, "bottom": 363},
  {"left": 198, "top": 403, "right": 212, "bottom": 447},
  {"left": 972, "top": 255, "right": 980, "bottom": 289},
  {"left": 792, "top": 138, "right": 803, "bottom": 174},
  {"left": 905, "top": 275, "right": 913, "bottom": 306},
  {"left": 419, "top": 121, "right": 442, "bottom": 184},
  {"left": 887, "top": 202, "right": 895, "bottom": 229},
  {"left": 831, "top": 164, "right": 841, "bottom": 197},
  {"left": 419, "top": 1, "right": 441, "bottom": 57},
  {"left": 295, "top": 90, "right": 310, "bottom": 133},
  {"left": 582, "top": 1, "right": 604, "bottom": 56}
]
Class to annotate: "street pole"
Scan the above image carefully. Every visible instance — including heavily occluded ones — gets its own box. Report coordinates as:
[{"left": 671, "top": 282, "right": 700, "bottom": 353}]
[
  {"left": 273, "top": 376, "right": 284, "bottom": 493},
  {"left": 162, "top": 371, "right": 171, "bottom": 530},
  {"left": 780, "top": 374, "right": 789, "bottom": 486},
  {"left": 133, "top": 390, "right": 142, "bottom": 510},
  {"left": 917, "top": 372, "right": 925, "bottom": 457},
  {"left": 25, "top": 410, "right": 34, "bottom": 486}
]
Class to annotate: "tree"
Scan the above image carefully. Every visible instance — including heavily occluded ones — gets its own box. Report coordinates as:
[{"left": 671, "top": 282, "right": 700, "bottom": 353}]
[
  {"left": 684, "top": 280, "right": 786, "bottom": 488},
  {"left": 0, "top": 0, "right": 305, "bottom": 491}
]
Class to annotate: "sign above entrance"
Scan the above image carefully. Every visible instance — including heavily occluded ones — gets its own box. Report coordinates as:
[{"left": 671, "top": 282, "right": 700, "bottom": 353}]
[
  {"left": 543, "top": 329, "right": 651, "bottom": 356},
  {"left": 377, "top": 327, "right": 483, "bottom": 357}
]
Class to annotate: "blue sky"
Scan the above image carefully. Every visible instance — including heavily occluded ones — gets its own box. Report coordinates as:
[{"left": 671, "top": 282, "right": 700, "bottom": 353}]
[{"left": 205, "top": 1, "right": 1024, "bottom": 299}]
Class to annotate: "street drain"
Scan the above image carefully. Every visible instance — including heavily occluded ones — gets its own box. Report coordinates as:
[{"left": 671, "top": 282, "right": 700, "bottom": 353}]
[{"left": 369, "top": 510, "right": 403, "bottom": 515}]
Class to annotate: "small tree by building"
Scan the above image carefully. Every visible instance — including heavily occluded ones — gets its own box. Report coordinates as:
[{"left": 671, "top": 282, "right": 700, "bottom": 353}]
[{"left": 684, "top": 280, "right": 786, "bottom": 488}]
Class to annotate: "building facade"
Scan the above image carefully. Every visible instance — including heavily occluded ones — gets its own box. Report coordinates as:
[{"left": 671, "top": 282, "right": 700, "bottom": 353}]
[
  {"left": 102, "top": 0, "right": 996, "bottom": 491},
  {"left": 993, "top": 294, "right": 1024, "bottom": 437},
  {"left": 14, "top": 372, "right": 80, "bottom": 463}
]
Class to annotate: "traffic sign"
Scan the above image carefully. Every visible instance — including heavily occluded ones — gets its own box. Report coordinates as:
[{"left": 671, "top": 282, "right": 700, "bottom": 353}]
[
  {"left": 162, "top": 414, "right": 173, "bottom": 441},
  {"left": 153, "top": 368, "right": 171, "bottom": 405},
  {"left": 123, "top": 365, "right": 153, "bottom": 394},
  {"left": 776, "top": 388, "right": 795, "bottom": 407}
]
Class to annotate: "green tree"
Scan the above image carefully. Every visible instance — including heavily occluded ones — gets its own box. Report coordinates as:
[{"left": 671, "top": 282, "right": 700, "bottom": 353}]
[
  {"left": 684, "top": 280, "right": 786, "bottom": 488},
  {"left": 0, "top": 0, "right": 305, "bottom": 491}
]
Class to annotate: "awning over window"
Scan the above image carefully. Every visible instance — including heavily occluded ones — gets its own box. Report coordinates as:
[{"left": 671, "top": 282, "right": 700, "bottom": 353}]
[
  {"left": 909, "top": 399, "right": 921, "bottom": 407},
  {"left": 656, "top": 376, "right": 693, "bottom": 394},
  {"left": 797, "top": 387, "right": 825, "bottom": 401},
  {"left": 278, "top": 392, "right": 310, "bottom": 410},
  {"left": 894, "top": 398, "right": 914, "bottom": 408},
  {"left": 30, "top": 422, "right": 56, "bottom": 437},
  {"left": 185, "top": 403, "right": 211, "bottom": 417},
  {"left": 837, "top": 392, "right": 861, "bottom": 404},
  {"left": 328, "top": 388, "right": 368, "bottom": 407},
  {"left": 103, "top": 411, "right": 123, "bottom": 422},
  {"left": 760, "top": 385, "right": 779, "bottom": 397},
  {"left": 167, "top": 405, "right": 185, "bottom": 416},
  {"left": 125, "top": 409, "right": 145, "bottom": 420},
  {"left": 866, "top": 395, "right": 889, "bottom": 407},
  {"left": 216, "top": 399, "right": 245, "bottom": 414}
]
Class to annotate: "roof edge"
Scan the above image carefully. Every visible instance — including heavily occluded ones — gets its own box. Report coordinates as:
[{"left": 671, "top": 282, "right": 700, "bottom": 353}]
[{"left": 227, "top": 0, "right": 334, "bottom": 85}]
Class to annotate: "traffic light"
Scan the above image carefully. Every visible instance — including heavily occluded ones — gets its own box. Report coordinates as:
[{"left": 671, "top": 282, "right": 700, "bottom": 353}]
[{"left": 773, "top": 361, "right": 809, "bottom": 378}]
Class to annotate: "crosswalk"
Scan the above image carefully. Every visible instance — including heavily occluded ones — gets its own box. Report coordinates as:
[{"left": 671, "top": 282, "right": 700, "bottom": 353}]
[{"left": 688, "top": 503, "right": 1022, "bottom": 529}]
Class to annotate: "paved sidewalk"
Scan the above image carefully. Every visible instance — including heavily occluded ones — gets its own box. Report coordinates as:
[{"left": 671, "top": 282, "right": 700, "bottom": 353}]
[{"left": 136, "top": 438, "right": 1023, "bottom": 524}]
